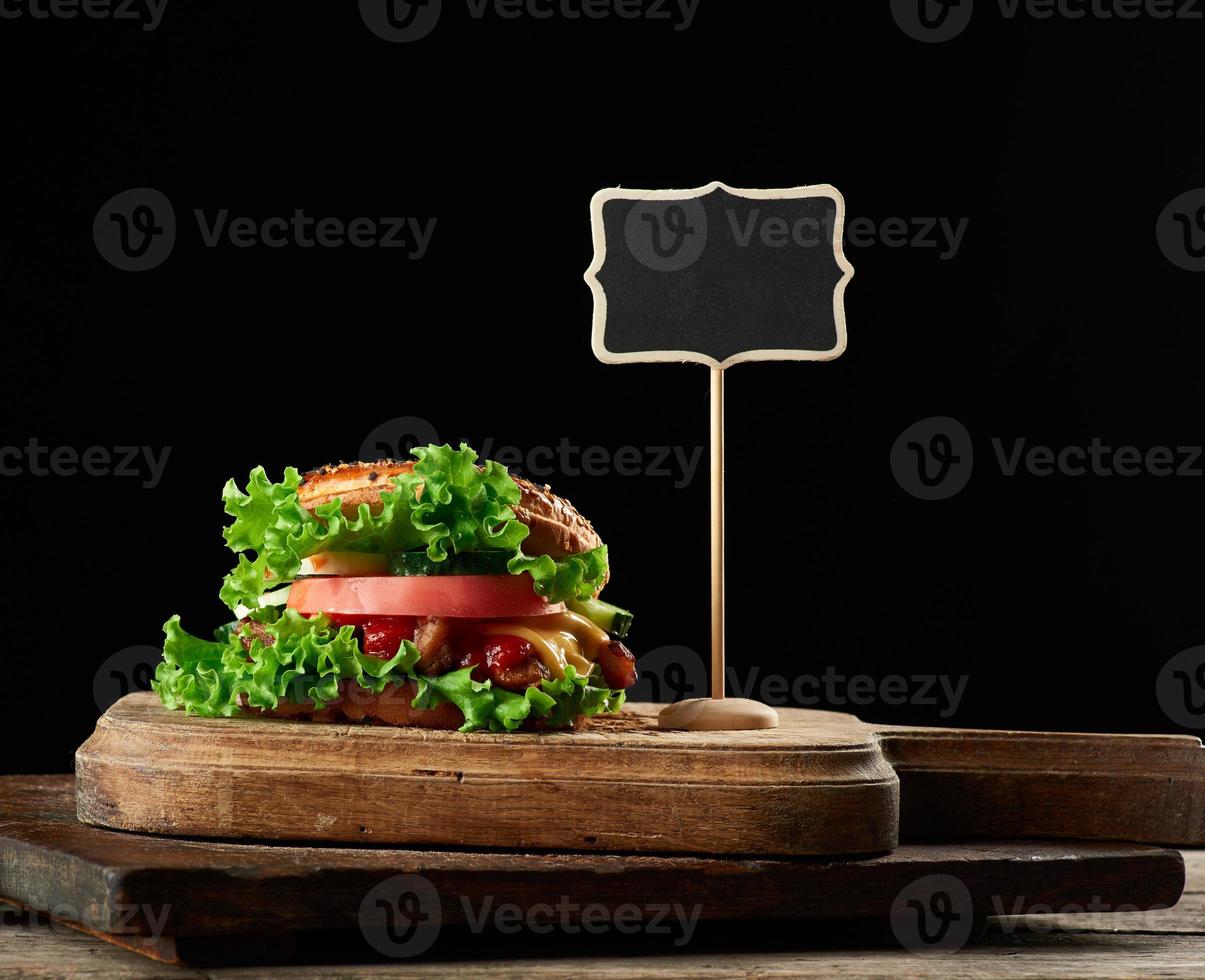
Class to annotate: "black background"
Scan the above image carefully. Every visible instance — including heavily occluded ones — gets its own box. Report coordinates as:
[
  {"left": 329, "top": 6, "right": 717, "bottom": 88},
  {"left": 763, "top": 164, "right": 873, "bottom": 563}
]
[{"left": 2, "top": 2, "right": 1202, "bottom": 774}]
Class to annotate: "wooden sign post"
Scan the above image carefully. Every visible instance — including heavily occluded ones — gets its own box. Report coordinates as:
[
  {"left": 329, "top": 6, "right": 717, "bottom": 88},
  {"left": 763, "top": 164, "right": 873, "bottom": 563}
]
[{"left": 585, "top": 182, "right": 854, "bottom": 731}]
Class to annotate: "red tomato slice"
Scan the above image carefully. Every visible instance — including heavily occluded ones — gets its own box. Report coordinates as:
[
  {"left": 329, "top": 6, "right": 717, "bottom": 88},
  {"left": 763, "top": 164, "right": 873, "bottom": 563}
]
[{"left": 287, "top": 574, "right": 565, "bottom": 619}]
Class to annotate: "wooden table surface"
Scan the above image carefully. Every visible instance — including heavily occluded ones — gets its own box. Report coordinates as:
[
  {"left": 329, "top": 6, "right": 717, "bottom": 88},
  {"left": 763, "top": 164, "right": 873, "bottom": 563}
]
[{"left": 2, "top": 850, "right": 1202, "bottom": 978}]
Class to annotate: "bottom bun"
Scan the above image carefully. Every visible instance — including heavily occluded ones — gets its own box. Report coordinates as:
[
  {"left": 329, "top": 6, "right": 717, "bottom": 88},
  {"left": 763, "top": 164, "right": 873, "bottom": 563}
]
[{"left": 238, "top": 679, "right": 587, "bottom": 731}]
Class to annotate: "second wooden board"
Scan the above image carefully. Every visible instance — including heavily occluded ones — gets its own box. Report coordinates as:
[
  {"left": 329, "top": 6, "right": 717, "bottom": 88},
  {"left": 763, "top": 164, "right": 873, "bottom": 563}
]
[
  {"left": 75, "top": 694, "right": 1205, "bottom": 856},
  {"left": 0, "top": 776, "right": 1189, "bottom": 969}
]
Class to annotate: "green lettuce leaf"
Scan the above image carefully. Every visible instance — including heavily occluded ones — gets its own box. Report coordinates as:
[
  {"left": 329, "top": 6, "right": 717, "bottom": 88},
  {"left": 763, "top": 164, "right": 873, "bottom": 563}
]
[
  {"left": 217, "top": 444, "right": 608, "bottom": 612},
  {"left": 411, "top": 662, "right": 625, "bottom": 733},
  {"left": 153, "top": 612, "right": 626, "bottom": 733},
  {"left": 508, "top": 546, "right": 609, "bottom": 604},
  {"left": 154, "top": 608, "right": 421, "bottom": 716}
]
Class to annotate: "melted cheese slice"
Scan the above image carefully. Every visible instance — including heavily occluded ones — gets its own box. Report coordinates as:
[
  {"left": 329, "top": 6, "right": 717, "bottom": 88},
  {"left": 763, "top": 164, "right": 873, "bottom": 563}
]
[{"left": 473, "top": 611, "right": 610, "bottom": 680}]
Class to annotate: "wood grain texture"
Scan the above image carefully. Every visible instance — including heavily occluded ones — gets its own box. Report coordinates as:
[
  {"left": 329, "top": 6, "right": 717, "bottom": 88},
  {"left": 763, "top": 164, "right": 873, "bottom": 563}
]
[
  {"left": 6, "top": 925, "right": 1205, "bottom": 980},
  {"left": 0, "top": 799, "right": 1201, "bottom": 977},
  {"left": 210, "top": 936, "right": 1205, "bottom": 979},
  {"left": 0, "top": 777, "right": 1186, "bottom": 943},
  {"left": 74, "top": 695, "right": 899, "bottom": 856},
  {"left": 2, "top": 810, "right": 1203, "bottom": 975},
  {"left": 75, "top": 694, "right": 1205, "bottom": 855},
  {"left": 880, "top": 724, "right": 1205, "bottom": 846}
]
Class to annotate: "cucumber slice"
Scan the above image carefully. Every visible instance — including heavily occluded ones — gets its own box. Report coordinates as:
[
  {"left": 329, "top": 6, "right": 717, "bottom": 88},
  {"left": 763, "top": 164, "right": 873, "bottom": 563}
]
[
  {"left": 568, "top": 597, "right": 634, "bottom": 639},
  {"left": 298, "top": 553, "right": 389, "bottom": 577},
  {"left": 388, "top": 550, "right": 513, "bottom": 577}
]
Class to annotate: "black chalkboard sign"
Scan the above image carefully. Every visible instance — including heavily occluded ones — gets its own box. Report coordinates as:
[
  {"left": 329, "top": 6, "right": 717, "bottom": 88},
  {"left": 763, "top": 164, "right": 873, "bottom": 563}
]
[
  {"left": 585, "top": 182, "right": 853, "bottom": 367},
  {"left": 584, "top": 182, "right": 854, "bottom": 732}
]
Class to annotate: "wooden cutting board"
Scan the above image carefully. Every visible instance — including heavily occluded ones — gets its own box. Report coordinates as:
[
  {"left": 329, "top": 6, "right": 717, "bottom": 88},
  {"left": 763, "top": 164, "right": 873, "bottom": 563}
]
[
  {"left": 0, "top": 776, "right": 1187, "bottom": 968},
  {"left": 74, "top": 694, "right": 1205, "bottom": 857}
]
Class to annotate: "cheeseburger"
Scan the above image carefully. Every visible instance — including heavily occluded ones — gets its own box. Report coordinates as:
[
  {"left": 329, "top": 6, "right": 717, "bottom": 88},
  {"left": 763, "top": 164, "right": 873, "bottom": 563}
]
[{"left": 153, "top": 443, "right": 636, "bottom": 731}]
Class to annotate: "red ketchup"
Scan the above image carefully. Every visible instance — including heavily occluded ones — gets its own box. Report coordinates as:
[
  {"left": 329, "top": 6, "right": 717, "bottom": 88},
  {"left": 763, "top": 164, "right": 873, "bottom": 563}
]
[
  {"left": 460, "top": 635, "right": 538, "bottom": 685},
  {"left": 327, "top": 614, "right": 417, "bottom": 660}
]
